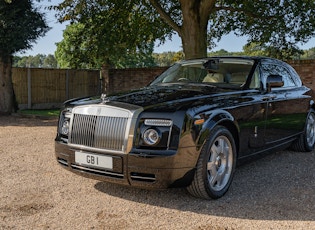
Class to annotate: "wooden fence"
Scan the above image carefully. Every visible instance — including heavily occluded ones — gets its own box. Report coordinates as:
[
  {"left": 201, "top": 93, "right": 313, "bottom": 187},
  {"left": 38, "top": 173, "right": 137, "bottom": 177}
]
[
  {"left": 12, "top": 67, "right": 166, "bottom": 110},
  {"left": 12, "top": 68, "right": 101, "bottom": 109}
]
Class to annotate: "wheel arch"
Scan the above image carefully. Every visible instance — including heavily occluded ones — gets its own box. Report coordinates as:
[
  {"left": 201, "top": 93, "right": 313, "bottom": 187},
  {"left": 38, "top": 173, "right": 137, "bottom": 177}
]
[
  {"left": 196, "top": 110, "right": 240, "bottom": 157},
  {"left": 219, "top": 119, "right": 240, "bottom": 156}
]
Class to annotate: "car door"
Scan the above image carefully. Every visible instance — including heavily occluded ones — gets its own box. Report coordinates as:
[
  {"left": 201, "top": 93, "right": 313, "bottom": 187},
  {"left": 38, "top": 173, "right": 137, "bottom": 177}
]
[
  {"left": 260, "top": 61, "right": 308, "bottom": 146},
  {"left": 235, "top": 65, "right": 269, "bottom": 158}
]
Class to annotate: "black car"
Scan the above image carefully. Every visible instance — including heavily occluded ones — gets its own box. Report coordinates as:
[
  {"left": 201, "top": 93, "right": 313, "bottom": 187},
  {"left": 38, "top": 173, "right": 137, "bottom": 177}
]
[{"left": 55, "top": 56, "right": 315, "bottom": 199}]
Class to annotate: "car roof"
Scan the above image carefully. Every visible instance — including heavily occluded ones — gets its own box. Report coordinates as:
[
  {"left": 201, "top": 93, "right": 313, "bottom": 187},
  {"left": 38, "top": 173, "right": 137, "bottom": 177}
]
[
  {"left": 179, "top": 56, "right": 290, "bottom": 67},
  {"left": 181, "top": 56, "right": 279, "bottom": 63}
]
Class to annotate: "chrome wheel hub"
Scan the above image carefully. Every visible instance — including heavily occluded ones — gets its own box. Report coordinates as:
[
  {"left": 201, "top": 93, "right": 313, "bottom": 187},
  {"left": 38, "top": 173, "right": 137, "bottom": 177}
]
[{"left": 207, "top": 136, "right": 233, "bottom": 191}]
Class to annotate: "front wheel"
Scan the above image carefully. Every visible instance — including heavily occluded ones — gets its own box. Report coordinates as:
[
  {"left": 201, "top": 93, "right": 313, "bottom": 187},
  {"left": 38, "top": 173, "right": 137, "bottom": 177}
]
[{"left": 187, "top": 126, "right": 236, "bottom": 199}]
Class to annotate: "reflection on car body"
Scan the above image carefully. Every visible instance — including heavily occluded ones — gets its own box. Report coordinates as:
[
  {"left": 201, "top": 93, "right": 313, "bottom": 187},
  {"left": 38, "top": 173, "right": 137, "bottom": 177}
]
[{"left": 55, "top": 56, "right": 315, "bottom": 199}]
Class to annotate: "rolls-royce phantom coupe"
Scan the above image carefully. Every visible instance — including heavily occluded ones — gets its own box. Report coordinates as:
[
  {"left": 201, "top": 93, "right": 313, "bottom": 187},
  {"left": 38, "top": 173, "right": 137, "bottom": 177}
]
[{"left": 55, "top": 57, "right": 315, "bottom": 199}]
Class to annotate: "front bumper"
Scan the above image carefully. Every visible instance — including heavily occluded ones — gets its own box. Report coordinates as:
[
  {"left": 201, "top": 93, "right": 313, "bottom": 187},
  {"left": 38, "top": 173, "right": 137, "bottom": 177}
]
[{"left": 55, "top": 141, "right": 197, "bottom": 189}]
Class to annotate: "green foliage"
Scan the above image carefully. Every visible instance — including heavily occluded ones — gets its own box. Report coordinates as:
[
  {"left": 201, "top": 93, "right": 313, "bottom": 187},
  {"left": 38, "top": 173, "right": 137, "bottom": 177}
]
[
  {"left": 13, "top": 54, "right": 58, "bottom": 68},
  {"left": 18, "top": 109, "right": 59, "bottom": 117},
  {"left": 43, "top": 54, "right": 58, "bottom": 68},
  {"left": 54, "top": 23, "right": 92, "bottom": 69},
  {"left": 207, "top": 49, "right": 243, "bottom": 57},
  {"left": 53, "top": 0, "right": 172, "bottom": 68},
  {"left": 55, "top": 23, "right": 157, "bottom": 69},
  {"left": 300, "top": 47, "right": 315, "bottom": 60},
  {"left": 0, "top": 0, "right": 49, "bottom": 58},
  {"left": 152, "top": 51, "right": 184, "bottom": 67},
  {"left": 52, "top": 0, "right": 315, "bottom": 61},
  {"left": 211, "top": 0, "right": 315, "bottom": 59},
  {"left": 242, "top": 43, "right": 268, "bottom": 57},
  {"left": 241, "top": 42, "right": 305, "bottom": 60}
]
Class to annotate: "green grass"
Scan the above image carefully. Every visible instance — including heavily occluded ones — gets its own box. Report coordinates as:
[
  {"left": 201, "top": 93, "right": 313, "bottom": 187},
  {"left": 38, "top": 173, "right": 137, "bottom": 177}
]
[{"left": 18, "top": 109, "right": 60, "bottom": 117}]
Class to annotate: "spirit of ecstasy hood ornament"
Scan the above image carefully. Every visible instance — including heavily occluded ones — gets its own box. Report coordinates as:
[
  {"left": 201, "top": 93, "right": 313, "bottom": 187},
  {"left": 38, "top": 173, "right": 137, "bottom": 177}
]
[{"left": 101, "top": 93, "right": 110, "bottom": 104}]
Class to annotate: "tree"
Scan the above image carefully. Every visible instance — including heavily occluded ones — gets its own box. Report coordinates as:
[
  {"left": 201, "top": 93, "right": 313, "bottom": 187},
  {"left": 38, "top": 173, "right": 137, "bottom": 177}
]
[
  {"left": 54, "top": 23, "right": 93, "bottom": 69},
  {"left": 53, "top": 1, "right": 171, "bottom": 69},
  {"left": 13, "top": 54, "right": 58, "bottom": 68},
  {"left": 300, "top": 47, "right": 315, "bottom": 59},
  {"left": 55, "top": 23, "right": 157, "bottom": 69},
  {"left": 242, "top": 42, "right": 304, "bottom": 60},
  {"left": 208, "top": 49, "right": 240, "bottom": 57},
  {"left": 43, "top": 54, "right": 58, "bottom": 68},
  {"left": 0, "top": 0, "right": 49, "bottom": 114},
  {"left": 152, "top": 51, "right": 184, "bottom": 66},
  {"left": 54, "top": 0, "right": 315, "bottom": 60}
]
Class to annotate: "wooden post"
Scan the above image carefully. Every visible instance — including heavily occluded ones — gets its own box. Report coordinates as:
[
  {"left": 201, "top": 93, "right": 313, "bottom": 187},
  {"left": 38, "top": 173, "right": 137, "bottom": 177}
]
[
  {"left": 66, "top": 69, "right": 69, "bottom": 99},
  {"left": 98, "top": 70, "right": 102, "bottom": 94},
  {"left": 27, "top": 67, "right": 31, "bottom": 109},
  {"left": 101, "top": 64, "right": 110, "bottom": 94}
]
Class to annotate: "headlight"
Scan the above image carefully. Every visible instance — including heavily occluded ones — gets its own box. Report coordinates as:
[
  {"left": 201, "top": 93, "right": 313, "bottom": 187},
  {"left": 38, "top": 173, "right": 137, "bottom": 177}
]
[
  {"left": 142, "top": 128, "right": 160, "bottom": 146},
  {"left": 58, "top": 107, "right": 72, "bottom": 137},
  {"left": 61, "top": 120, "right": 70, "bottom": 135},
  {"left": 137, "top": 118, "right": 173, "bottom": 149}
]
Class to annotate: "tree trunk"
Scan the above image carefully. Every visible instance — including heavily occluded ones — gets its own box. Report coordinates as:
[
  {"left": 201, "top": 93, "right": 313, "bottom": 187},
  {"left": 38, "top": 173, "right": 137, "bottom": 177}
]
[
  {"left": 150, "top": 0, "right": 214, "bottom": 59},
  {"left": 181, "top": 24, "right": 208, "bottom": 59},
  {"left": 0, "top": 55, "right": 15, "bottom": 115},
  {"left": 180, "top": 1, "right": 211, "bottom": 59}
]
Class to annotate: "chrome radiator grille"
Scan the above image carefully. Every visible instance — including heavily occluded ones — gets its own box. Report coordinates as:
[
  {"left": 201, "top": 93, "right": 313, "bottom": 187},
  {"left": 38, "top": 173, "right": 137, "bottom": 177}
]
[{"left": 69, "top": 114, "right": 128, "bottom": 151}]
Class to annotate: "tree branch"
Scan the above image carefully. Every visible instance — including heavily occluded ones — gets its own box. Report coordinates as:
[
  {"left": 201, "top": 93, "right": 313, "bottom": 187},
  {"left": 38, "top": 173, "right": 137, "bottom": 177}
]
[
  {"left": 199, "top": 0, "right": 217, "bottom": 24},
  {"left": 215, "top": 5, "right": 275, "bottom": 19},
  {"left": 148, "top": 0, "right": 183, "bottom": 36}
]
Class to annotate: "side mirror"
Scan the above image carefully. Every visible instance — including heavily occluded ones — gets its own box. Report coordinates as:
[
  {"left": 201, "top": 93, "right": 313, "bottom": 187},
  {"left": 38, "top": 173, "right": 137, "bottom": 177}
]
[{"left": 266, "top": 74, "right": 284, "bottom": 92}]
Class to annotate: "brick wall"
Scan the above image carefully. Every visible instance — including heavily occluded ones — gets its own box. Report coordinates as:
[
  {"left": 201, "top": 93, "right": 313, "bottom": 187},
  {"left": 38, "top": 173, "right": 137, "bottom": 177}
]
[
  {"left": 104, "top": 60, "right": 315, "bottom": 94},
  {"left": 287, "top": 59, "right": 315, "bottom": 91},
  {"left": 104, "top": 67, "right": 168, "bottom": 94}
]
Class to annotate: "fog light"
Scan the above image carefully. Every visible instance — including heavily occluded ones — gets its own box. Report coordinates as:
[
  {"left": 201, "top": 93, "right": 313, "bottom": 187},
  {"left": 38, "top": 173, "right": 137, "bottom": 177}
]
[
  {"left": 61, "top": 120, "right": 70, "bottom": 135},
  {"left": 143, "top": 128, "right": 160, "bottom": 146}
]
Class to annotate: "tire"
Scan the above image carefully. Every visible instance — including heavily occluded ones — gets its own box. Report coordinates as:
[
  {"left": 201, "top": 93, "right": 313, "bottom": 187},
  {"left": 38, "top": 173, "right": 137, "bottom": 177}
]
[
  {"left": 291, "top": 110, "right": 315, "bottom": 152},
  {"left": 187, "top": 126, "right": 236, "bottom": 199}
]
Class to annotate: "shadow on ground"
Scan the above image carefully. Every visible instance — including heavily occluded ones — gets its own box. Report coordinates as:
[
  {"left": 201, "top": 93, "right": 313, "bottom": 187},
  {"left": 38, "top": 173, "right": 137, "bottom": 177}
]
[{"left": 95, "top": 150, "right": 315, "bottom": 221}]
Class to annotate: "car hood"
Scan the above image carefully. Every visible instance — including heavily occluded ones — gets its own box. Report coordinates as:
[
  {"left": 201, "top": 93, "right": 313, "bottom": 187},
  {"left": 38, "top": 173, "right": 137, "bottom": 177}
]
[{"left": 65, "top": 83, "right": 241, "bottom": 112}]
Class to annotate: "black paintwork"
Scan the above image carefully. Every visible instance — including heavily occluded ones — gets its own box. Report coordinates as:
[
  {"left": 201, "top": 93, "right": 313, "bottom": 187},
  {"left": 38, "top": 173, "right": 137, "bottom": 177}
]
[{"left": 55, "top": 56, "right": 315, "bottom": 189}]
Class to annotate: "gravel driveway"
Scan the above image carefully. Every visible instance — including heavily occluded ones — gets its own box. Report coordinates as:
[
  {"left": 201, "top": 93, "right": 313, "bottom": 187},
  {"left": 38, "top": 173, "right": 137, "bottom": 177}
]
[{"left": 0, "top": 115, "right": 314, "bottom": 229}]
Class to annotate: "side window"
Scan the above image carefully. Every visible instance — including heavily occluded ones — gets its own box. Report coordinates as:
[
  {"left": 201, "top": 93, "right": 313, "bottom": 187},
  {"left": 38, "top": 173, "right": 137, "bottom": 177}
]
[{"left": 261, "top": 64, "right": 296, "bottom": 88}]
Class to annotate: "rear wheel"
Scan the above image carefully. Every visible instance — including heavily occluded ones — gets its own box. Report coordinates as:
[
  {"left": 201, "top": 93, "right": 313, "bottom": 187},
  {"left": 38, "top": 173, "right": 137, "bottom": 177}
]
[
  {"left": 291, "top": 110, "right": 315, "bottom": 152},
  {"left": 187, "top": 126, "right": 236, "bottom": 199}
]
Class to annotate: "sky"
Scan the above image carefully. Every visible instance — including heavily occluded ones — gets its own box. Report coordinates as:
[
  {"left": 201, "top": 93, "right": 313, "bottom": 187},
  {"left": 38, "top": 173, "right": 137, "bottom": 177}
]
[{"left": 20, "top": 1, "right": 315, "bottom": 56}]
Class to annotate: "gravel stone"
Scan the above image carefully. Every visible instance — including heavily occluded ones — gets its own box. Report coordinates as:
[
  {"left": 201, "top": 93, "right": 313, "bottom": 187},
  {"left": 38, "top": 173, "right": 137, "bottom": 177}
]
[{"left": 0, "top": 115, "right": 314, "bottom": 229}]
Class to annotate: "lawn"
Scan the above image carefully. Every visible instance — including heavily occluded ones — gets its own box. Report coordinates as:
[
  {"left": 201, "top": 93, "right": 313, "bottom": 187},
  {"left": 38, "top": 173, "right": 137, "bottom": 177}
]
[{"left": 18, "top": 109, "right": 60, "bottom": 117}]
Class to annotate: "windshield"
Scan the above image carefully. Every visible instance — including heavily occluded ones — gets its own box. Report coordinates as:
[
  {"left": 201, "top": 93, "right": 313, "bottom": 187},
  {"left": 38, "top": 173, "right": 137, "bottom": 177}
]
[{"left": 150, "top": 58, "right": 255, "bottom": 88}]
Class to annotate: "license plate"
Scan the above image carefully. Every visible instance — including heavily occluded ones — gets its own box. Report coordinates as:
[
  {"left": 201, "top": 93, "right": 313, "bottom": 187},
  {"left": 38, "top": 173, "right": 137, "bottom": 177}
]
[{"left": 75, "top": 151, "right": 113, "bottom": 170}]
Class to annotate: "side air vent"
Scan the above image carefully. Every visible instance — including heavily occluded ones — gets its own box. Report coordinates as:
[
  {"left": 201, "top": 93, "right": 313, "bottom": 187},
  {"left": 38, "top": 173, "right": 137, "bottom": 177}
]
[{"left": 130, "top": 172, "right": 156, "bottom": 182}]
